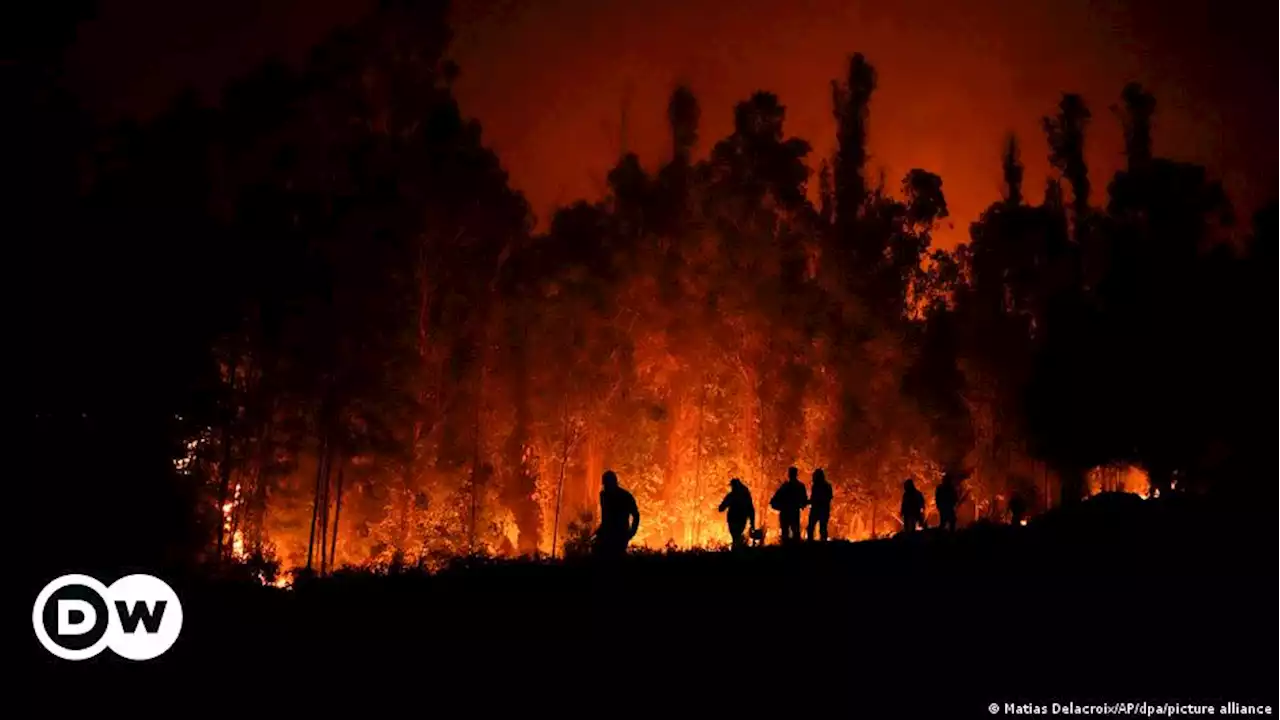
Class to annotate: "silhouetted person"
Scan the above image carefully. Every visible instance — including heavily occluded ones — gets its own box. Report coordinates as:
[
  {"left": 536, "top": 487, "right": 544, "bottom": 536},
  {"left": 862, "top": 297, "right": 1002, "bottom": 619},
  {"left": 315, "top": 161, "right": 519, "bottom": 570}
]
[
  {"left": 718, "top": 477, "right": 756, "bottom": 549},
  {"left": 1009, "top": 492, "right": 1027, "bottom": 526},
  {"left": 807, "top": 468, "right": 833, "bottom": 541},
  {"left": 595, "top": 470, "right": 639, "bottom": 557},
  {"left": 935, "top": 473, "right": 959, "bottom": 531},
  {"left": 770, "top": 467, "right": 808, "bottom": 544},
  {"left": 901, "top": 479, "right": 925, "bottom": 533}
]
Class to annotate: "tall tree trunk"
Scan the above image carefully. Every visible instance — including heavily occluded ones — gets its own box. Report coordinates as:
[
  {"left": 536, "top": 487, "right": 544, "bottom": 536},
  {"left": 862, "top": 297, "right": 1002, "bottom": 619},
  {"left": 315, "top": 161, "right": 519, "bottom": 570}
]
[
  {"left": 216, "top": 355, "right": 240, "bottom": 563},
  {"left": 328, "top": 462, "right": 345, "bottom": 573},
  {"left": 227, "top": 480, "right": 244, "bottom": 559},
  {"left": 318, "top": 445, "right": 333, "bottom": 575},
  {"left": 661, "top": 391, "right": 686, "bottom": 505},
  {"left": 469, "top": 449, "right": 481, "bottom": 556},
  {"left": 584, "top": 432, "right": 603, "bottom": 510},
  {"left": 691, "top": 374, "right": 708, "bottom": 545},
  {"left": 227, "top": 355, "right": 264, "bottom": 559},
  {"left": 399, "top": 419, "right": 422, "bottom": 560},
  {"left": 248, "top": 410, "right": 275, "bottom": 554},
  {"left": 551, "top": 401, "right": 574, "bottom": 559},
  {"left": 306, "top": 435, "right": 329, "bottom": 572},
  {"left": 870, "top": 493, "right": 877, "bottom": 539},
  {"left": 468, "top": 359, "right": 486, "bottom": 555},
  {"left": 399, "top": 225, "right": 435, "bottom": 563},
  {"left": 504, "top": 316, "right": 541, "bottom": 553},
  {"left": 758, "top": 378, "right": 767, "bottom": 527}
]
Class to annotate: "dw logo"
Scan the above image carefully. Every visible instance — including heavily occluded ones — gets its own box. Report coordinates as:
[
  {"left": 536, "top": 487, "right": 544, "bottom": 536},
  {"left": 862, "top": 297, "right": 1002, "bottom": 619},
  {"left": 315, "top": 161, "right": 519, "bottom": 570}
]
[{"left": 32, "top": 574, "right": 183, "bottom": 661}]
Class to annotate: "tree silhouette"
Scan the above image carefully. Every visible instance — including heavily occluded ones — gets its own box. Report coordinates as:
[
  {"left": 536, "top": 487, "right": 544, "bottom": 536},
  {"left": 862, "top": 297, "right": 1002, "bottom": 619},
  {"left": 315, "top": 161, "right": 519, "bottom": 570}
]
[{"left": 1043, "top": 93, "right": 1092, "bottom": 224}]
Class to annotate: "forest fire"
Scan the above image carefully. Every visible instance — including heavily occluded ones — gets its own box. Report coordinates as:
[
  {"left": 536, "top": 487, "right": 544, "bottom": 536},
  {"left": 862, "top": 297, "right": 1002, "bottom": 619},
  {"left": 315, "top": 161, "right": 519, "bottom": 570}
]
[
  {"left": 1087, "top": 466, "right": 1152, "bottom": 499},
  {"left": 243, "top": 425, "right": 963, "bottom": 574},
  {"left": 52, "top": 0, "right": 1257, "bottom": 579},
  {"left": 21, "top": 0, "right": 1274, "bottom": 711},
  {"left": 238, "top": 433, "right": 1156, "bottom": 574},
  {"left": 221, "top": 482, "right": 249, "bottom": 561}
]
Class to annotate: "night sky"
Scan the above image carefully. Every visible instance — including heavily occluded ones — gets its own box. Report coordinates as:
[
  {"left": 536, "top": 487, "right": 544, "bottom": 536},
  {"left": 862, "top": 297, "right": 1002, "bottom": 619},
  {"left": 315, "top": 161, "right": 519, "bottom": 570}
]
[{"left": 63, "top": 0, "right": 1276, "bottom": 244}]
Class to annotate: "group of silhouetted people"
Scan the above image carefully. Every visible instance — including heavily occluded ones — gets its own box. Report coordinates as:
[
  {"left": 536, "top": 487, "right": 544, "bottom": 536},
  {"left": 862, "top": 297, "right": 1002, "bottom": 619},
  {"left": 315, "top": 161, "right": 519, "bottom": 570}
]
[
  {"left": 901, "top": 471, "right": 969, "bottom": 532},
  {"left": 592, "top": 466, "right": 835, "bottom": 554},
  {"left": 713, "top": 466, "right": 836, "bottom": 548},
  {"left": 595, "top": 467, "right": 989, "bottom": 555},
  {"left": 760, "top": 466, "right": 834, "bottom": 544}
]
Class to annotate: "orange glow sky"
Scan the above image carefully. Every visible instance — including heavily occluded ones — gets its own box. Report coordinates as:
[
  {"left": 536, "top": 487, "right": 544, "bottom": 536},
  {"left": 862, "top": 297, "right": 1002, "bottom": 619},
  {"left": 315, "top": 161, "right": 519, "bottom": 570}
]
[{"left": 67, "top": 0, "right": 1276, "bottom": 247}]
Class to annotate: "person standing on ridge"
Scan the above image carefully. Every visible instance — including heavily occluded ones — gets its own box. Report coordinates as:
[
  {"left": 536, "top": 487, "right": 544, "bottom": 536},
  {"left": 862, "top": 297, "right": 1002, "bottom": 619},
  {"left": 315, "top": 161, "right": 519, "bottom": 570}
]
[
  {"left": 595, "top": 470, "right": 640, "bottom": 557},
  {"left": 901, "top": 479, "right": 926, "bottom": 533},
  {"left": 807, "top": 468, "right": 833, "bottom": 541},
  {"left": 935, "top": 472, "right": 959, "bottom": 532},
  {"left": 718, "top": 477, "right": 756, "bottom": 550},
  {"left": 770, "top": 466, "right": 808, "bottom": 544}
]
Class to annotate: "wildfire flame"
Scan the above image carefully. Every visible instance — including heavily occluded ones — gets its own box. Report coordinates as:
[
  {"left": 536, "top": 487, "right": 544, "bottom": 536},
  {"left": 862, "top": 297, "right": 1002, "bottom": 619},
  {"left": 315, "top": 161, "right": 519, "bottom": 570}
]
[
  {"left": 1087, "top": 465, "right": 1152, "bottom": 499},
  {"left": 174, "top": 434, "right": 203, "bottom": 475},
  {"left": 222, "top": 482, "right": 248, "bottom": 562},
  {"left": 223, "top": 410, "right": 1155, "bottom": 573}
]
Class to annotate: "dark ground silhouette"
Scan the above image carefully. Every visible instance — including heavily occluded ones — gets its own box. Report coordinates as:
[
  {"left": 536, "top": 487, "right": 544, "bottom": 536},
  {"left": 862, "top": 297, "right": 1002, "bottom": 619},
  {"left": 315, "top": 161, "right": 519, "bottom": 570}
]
[{"left": 24, "top": 493, "right": 1276, "bottom": 715}]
